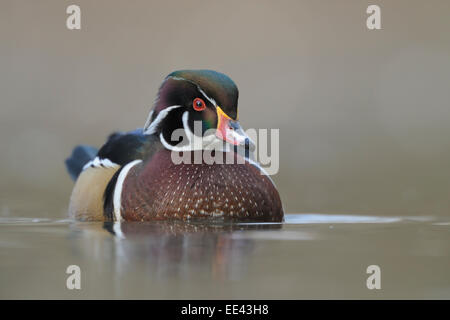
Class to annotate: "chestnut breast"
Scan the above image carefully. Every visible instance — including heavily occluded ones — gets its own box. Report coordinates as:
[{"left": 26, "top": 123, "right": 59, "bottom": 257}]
[{"left": 120, "top": 149, "right": 283, "bottom": 222}]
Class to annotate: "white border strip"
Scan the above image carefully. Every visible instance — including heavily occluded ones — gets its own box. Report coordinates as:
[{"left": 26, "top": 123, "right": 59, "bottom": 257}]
[
  {"left": 82, "top": 157, "right": 119, "bottom": 171},
  {"left": 113, "top": 159, "right": 142, "bottom": 222}
]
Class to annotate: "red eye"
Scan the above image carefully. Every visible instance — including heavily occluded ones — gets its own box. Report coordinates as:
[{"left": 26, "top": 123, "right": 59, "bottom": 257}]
[{"left": 193, "top": 98, "right": 206, "bottom": 111}]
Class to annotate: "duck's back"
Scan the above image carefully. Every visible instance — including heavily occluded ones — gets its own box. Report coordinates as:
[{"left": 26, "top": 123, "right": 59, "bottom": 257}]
[{"left": 66, "top": 130, "right": 157, "bottom": 221}]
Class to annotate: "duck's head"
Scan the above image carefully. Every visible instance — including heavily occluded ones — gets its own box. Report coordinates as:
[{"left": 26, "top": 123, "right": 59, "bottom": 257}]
[{"left": 143, "top": 70, "right": 253, "bottom": 151}]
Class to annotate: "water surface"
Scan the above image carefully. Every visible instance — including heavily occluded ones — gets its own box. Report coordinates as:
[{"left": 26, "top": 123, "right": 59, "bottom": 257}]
[{"left": 0, "top": 214, "right": 449, "bottom": 299}]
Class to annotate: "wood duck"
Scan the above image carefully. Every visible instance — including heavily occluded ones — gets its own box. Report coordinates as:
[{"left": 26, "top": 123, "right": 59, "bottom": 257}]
[{"left": 66, "top": 70, "right": 284, "bottom": 222}]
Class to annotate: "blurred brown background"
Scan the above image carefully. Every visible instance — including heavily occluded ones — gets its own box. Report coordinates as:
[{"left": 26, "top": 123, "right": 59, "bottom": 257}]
[{"left": 1, "top": 0, "right": 449, "bottom": 218}]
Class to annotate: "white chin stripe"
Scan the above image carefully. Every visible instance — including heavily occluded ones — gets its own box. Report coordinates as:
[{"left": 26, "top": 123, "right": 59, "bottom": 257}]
[
  {"left": 113, "top": 159, "right": 143, "bottom": 222},
  {"left": 82, "top": 157, "right": 119, "bottom": 171},
  {"left": 159, "top": 111, "right": 223, "bottom": 152},
  {"left": 143, "top": 105, "right": 182, "bottom": 135}
]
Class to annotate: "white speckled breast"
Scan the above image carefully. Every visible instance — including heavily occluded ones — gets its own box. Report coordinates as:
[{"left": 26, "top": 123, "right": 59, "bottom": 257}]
[{"left": 120, "top": 149, "right": 283, "bottom": 222}]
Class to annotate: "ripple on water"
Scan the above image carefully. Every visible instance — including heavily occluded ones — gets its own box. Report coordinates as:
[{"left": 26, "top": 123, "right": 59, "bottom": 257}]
[{"left": 0, "top": 214, "right": 439, "bottom": 226}]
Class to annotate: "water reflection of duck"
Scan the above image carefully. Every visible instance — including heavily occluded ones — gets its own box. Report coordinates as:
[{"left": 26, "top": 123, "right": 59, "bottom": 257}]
[
  {"left": 70, "top": 222, "right": 281, "bottom": 283},
  {"left": 65, "top": 70, "right": 283, "bottom": 222},
  {"left": 104, "top": 220, "right": 282, "bottom": 236}
]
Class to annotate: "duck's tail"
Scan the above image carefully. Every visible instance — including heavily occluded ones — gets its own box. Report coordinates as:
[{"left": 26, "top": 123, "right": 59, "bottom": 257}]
[{"left": 65, "top": 145, "right": 98, "bottom": 181}]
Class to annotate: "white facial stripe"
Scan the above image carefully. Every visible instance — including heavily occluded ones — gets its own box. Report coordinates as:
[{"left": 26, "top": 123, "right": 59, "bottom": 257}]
[
  {"left": 142, "top": 110, "right": 154, "bottom": 132},
  {"left": 170, "top": 76, "right": 217, "bottom": 107},
  {"left": 159, "top": 111, "right": 194, "bottom": 151},
  {"left": 113, "top": 159, "right": 143, "bottom": 222},
  {"left": 160, "top": 132, "right": 192, "bottom": 151},
  {"left": 143, "top": 105, "right": 182, "bottom": 135},
  {"left": 169, "top": 76, "right": 186, "bottom": 81},
  {"left": 197, "top": 87, "right": 217, "bottom": 107},
  {"left": 82, "top": 157, "right": 119, "bottom": 171}
]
